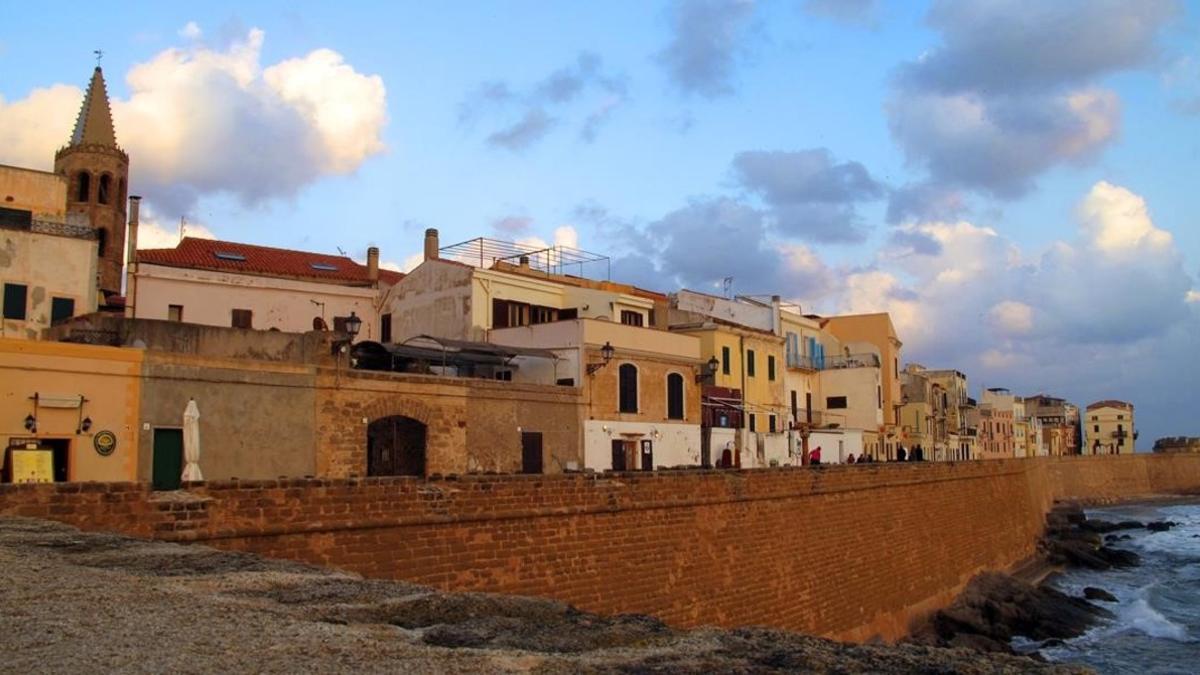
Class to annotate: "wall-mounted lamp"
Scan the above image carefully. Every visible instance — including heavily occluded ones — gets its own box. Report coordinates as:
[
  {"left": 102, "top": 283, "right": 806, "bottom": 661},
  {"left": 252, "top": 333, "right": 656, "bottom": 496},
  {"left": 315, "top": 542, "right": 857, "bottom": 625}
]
[
  {"left": 78, "top": 416, "right": 93, "bottom": 434},
  {"left": 24, "top": 414, "right": 36, "bottom": 433},
  {"left": 696, "top": 355, "right": 719, "bottom": 384},
  {"left": 330, "top": 311, "right": 363, "bottom": 355},
  {"left": 586, "top": 341, "right": 615, "bottom": 376}
]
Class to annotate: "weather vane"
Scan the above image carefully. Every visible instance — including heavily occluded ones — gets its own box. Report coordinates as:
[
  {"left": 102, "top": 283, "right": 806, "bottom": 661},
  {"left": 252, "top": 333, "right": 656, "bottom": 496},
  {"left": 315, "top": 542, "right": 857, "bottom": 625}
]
[{"left": 94, "top": 49, "right": 103, "bottom": 66}]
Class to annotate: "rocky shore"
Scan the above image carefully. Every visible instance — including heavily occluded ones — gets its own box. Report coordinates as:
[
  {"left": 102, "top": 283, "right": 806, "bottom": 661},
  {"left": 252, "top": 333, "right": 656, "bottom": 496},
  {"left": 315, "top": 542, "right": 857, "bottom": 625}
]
[
  {"left": 909, "top": 502, "right": 1181, "bottom": 661},
  {"left": 0, "top": 517, "right": 1084, "bottom": 674}
]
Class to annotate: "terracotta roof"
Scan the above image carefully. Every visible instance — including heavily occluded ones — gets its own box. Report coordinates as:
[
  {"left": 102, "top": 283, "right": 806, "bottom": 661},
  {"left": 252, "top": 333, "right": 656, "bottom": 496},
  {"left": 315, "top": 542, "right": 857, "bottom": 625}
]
[
  {"left": 1086, "top": 399, "right": 1133, "bottom": 411},
  {"left": 138, "top": 237, "right": 404, "bottom": 286}
]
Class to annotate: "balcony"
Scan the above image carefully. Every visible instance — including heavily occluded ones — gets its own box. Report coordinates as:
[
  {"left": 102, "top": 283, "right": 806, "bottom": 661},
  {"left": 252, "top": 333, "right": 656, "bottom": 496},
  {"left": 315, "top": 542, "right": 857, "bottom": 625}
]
[
  {"left": 1111, "top": 430, "right": 1129, "bottom": 439},
  {"left": 822, "top": 353, "right": 881, "bottom": 370}
]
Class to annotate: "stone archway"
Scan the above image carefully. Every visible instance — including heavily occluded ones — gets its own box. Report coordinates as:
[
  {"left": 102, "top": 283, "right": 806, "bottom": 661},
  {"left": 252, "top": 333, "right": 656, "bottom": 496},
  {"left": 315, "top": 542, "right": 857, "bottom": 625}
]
[{"left": 367, "top": 416, "right": 427, "bottom": 476}]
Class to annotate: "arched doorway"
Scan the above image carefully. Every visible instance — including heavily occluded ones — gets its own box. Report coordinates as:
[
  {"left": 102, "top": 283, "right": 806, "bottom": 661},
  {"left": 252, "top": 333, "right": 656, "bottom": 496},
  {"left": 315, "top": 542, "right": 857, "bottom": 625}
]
[{"left": 367, "top": 416, "right": 426, "bottom": 476}]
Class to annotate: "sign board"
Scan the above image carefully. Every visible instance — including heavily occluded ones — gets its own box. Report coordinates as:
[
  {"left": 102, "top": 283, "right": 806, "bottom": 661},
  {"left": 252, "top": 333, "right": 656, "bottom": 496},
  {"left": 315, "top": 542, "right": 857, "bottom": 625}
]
[
  {"left": 10, "top": 449, "right": 53, "bottom": 483},
  {"left": 93, "top": 431, "right": 117, "bottom": 456}
]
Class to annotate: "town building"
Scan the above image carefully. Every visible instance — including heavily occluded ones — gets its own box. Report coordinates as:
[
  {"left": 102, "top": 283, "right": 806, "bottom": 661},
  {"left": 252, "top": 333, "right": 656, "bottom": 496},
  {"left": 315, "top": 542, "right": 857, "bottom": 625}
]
[
  {"left": 979, "top": 388, "right": 1020, "bottom": 459},
  {"left": 131, "top": 237, "right": 401, "bottom": 340},
  {"left": 1024, "top": 394, "right": 1078, "bottom": 456},
  {"left": 387, "top": 231, "right": 702, "bottom": 472},
  {"left": 921, "top": 369, "right": 977, "bottom": 460},
  {"left": 824, "top": 313, "right": 904, "bottom": 459},
  {"left": 899, "top": 364, "right": 947, "bottom": 461},
  {"left": 1153, "top": 437, "right": 1200, "bottom": 453},
  {"left": 1084, "top": 400, "right": 1136, "bottom": 454}
]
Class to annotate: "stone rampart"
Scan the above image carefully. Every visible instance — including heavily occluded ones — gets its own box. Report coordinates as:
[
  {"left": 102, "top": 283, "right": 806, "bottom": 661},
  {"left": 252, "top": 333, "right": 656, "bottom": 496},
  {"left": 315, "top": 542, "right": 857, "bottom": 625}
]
[{"left": 2, "top": 454, "right": 1198, "bottom": 641}]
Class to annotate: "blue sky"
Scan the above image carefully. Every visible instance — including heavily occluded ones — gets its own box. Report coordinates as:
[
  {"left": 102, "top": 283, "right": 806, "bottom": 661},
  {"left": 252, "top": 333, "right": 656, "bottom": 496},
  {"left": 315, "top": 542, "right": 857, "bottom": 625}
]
[{"left": 2, "top": 1, "right": 1198, "bottom": 442}]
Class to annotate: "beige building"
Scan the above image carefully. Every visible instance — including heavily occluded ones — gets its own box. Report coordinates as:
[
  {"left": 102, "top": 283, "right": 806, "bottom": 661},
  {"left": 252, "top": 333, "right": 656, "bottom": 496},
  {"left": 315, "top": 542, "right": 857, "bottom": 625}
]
[
  {"left": 1084, "top": 400, "right": 1135, "bottom": 454},
  {"left": 1, "top": 211, "right": 99, "bottom": 340},
  {"left": 900, "top": 364, "right": 947, "bottom": 461},
  {"left": 132, "top": 238, "right": 401, "bottom": 341},
  {"left": 387, "top": 231, "right": 701, "bottom": 472},
  {"left": 1026, "top": 394, "right": 1078, "bottom": 457},
  {"left": 825, "top": 313, "right": 904, "bottom": 458},
  {"left": 922, "top": 369, "right": 977, "bottom": 460}
]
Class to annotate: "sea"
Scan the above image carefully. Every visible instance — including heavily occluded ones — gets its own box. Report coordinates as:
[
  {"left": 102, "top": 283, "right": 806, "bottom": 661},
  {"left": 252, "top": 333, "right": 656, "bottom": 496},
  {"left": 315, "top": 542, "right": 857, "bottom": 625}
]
[{"left": 1019, "top": 501, "right": 1200, "bottom": 674}]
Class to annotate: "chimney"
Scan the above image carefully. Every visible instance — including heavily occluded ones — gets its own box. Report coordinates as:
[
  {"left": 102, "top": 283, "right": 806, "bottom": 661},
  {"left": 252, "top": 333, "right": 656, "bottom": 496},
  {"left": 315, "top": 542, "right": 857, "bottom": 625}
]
[
  {"left": 367, "top": 246, "right": 380, "bottom": 284},
  {"left": 424, "top": 228, "right": 439, "bottom": 261},
  {"left": 771, "top": 294, "right": 782, "bottom": 336},
  {"left": 519, "top": 255, "right": 530, "bottom": 268},
  {"left": 124, "top": 195, "right": 142, "bottom": 318}
]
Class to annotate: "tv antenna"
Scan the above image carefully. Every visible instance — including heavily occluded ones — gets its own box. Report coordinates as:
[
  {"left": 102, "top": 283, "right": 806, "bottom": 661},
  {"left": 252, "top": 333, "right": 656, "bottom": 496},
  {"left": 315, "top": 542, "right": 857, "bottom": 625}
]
[{"left": 722, "top": 277, "right": 733, "bottom": 299}]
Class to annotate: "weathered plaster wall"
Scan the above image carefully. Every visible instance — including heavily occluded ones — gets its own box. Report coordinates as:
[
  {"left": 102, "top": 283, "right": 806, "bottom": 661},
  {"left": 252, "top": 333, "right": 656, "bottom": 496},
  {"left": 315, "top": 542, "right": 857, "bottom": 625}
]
[{"left": 0, "top": 229, "right": 97, "bottom": 339}]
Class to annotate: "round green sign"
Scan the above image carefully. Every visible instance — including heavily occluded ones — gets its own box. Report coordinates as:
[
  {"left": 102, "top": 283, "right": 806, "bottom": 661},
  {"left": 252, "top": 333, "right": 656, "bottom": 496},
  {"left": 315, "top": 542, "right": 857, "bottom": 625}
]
[{"left": 94, "top": 430, "right": 117, "bottom": 456}]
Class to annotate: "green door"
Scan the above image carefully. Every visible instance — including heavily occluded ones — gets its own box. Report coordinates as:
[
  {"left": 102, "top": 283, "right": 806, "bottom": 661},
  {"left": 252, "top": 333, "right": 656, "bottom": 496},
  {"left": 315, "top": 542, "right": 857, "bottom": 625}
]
[{"left": 152, "top": 428, "right": 183, "bottom": 490}]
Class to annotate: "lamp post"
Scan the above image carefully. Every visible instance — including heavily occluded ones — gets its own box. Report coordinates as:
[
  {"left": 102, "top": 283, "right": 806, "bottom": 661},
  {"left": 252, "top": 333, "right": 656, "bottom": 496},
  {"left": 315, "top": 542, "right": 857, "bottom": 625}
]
[
  {"left": 331, "top": 311, "right": 363, "bottom": 355},
  {"left": 696, "top": 355, "right": 719, "bottom": 384},
  {"left": 586, "top": 341, "right": 615, "bottom": 376}
]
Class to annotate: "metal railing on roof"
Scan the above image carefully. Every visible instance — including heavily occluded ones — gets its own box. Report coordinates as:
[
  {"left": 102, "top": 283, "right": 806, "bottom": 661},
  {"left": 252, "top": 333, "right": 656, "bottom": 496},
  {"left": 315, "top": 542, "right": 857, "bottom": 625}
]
[{"left": 438, "top": 236, "right": 611, "bottom": 280}]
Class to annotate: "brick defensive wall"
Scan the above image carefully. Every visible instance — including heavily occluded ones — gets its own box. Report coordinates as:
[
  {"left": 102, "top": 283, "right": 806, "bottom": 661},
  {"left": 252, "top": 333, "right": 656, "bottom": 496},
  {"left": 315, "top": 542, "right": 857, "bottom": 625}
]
[{"left": 3, "top": 453, "right": 1199, "bottom": 641}]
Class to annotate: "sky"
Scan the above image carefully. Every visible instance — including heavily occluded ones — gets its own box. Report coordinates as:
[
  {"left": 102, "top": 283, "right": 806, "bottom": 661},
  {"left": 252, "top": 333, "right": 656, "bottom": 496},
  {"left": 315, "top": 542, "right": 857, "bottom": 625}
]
[{"left": 1, "top": 1, "right": 1198, "bottom": 443}]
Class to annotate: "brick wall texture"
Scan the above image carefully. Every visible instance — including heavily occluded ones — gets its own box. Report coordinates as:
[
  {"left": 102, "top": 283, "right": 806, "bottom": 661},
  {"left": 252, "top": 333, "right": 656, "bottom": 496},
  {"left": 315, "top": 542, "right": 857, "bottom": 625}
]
[{"left": 3, "top": 453, "right": 1199, "bottom": 642}]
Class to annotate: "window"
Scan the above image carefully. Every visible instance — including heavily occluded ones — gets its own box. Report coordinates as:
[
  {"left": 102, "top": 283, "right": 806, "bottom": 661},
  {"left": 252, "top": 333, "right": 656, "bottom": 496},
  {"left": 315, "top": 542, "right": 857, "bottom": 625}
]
[
  {"left": 494, "top": 370, "right": 513, "bottom": 381},
  {"left": 1094, "top": 425, "right": 1099, "bottom": 433},
  {"left": 75, "top": 171, "right": 90, "bottom": 202},
  {"left": 532, "top": 306, "right": 558, "bottom": 324},
  {"left": 877, "top": 385, "right": 882, "bottom": 409},
  {"left": 618, "top": 363, "right": 638, "bottom": 413},
  {"left": 98, "top": 174, "right": 111, "bottom": 204},
  {"left": 231, "top": 309, "right": 253, "bottom": 329},
  {"left": 749, "top": 414, "right": 756, "bottom": 432},
  {"left": 721, "top": 346, "right": 731, "bottom": 375},
  {"left": 666, "top": 373, "right": 685, "bottom": 420},
  {"left": 769, "top": 415, "right": 777, "bottom": 433},
  {"left": 50, "top": 297, "right": 75, "bottom": 325},
  {"left": 380, "top": 313, "right": 392, "bottom": 343},
  {"left": 826, "top": 396, "right": 847, "bottom": 409},
  {"left": 620, "top": 310, "right": 644, "bottom": 327},
  {"left": 3, "top": 283, "right": 28, "bottom": 320},
  {"left": 1117, "top": 414, "right": 1125, "bottom": 420},
  {"left": 492, "top": 299, "right": 559, "bottom": 328},
  {"left": 167, "top": 304, "right": 183, "bottom": 322},
  {"left": 746, "top": 349, "right": 756, "bottom": 377},
  {"left": 767, "top": 355, "right": 776, "bottom": 381},
  {"left": 96, "top": 228, "right": 107, "bottom": 257},
  {"left": 791, "top": 390, "right": 798, "bottom": 419},
  {"left": 894, "top": 357, "right": 899, "bottom": 378}
]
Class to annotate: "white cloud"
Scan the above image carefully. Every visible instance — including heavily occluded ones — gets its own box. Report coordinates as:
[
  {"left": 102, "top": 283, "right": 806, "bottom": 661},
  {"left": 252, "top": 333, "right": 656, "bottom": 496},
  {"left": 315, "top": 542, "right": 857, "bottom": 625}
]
[
  {"left": 553, "top": 225, "right": 579, "bottom": 248},
  {"left": 988, "top": 300, "right": 1034, "bottom": 336},
  {"left": 1187, "top": 290, "right": 1200, "bottom": 304},
  {"left": 0, "top": 27, "right": 387, "bottom": 216},
  {"left": 134, "top": 209, "right": 217, "bottom": 250},
  {"left": 178, "top": 21, "right": 202, "bottom": 40},
  {"left": 1077, "top": 180, "right": 1173, "bottom": 256}
]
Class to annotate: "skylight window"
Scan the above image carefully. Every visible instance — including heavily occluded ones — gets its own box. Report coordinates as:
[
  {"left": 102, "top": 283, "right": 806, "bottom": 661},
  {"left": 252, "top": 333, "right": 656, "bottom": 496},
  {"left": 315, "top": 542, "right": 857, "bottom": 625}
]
[
  {"left": 214, "top": 252, "right": 246, "bottom": 261},
  {"left": 310, "top": 263, "right": 339, "bottom": 271}
]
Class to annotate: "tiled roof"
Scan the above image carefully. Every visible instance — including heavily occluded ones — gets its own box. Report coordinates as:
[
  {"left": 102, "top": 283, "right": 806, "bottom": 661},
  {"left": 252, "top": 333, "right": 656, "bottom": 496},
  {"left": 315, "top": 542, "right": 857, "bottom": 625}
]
[
  {"left": 70, "top": 67, "right": 118, "bottom": 147},
  {"left": 138, "top": 237, "right": 404, "bottom": 286}
]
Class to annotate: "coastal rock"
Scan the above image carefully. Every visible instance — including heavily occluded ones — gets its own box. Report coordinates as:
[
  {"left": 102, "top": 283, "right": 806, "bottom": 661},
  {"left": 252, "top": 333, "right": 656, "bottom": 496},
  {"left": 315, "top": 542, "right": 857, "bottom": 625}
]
[
  {"left": 925, "top": 572, "right": 1113, "bottom": 650},
  {"left": 1146, "top": 521, "right": 1175, "bottom": 532},
  {"left": 1097, "top": 547, "right": 1140, "bottom": 568},
  {"left": 1081, "top": 519, "right": 1144, "bottom": 534},
  {"left": 1083, "top": 587, "right": 1118, "bottom": 603}
]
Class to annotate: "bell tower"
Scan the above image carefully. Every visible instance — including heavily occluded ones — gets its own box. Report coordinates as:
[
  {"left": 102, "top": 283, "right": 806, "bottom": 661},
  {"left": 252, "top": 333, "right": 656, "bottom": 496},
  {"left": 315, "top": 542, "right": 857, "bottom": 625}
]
[{"left": 54, "top": 65, "right": 129, "bottom": 297}]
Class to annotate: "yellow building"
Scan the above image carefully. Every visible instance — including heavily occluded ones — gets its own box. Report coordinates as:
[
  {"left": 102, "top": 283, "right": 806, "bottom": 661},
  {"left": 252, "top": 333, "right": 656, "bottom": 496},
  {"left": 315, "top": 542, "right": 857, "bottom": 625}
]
[
  {"left": 0, "top": 338, "right": 141, "bottom": 482},
  {"left": 1084, "top": 400, "right": 1135, "bottom": 454},
  {"left": 825, "top": 313, "right": 904, "bottom": 457}
]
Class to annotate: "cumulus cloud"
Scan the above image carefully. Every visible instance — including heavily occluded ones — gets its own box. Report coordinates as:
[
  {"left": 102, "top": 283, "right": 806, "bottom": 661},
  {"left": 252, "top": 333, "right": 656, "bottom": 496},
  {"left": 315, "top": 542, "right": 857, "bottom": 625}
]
[
  {"left": 462, "top": 52, "right": 626, "bottom": 150},
  {"left": 732, "top": 148, "right": 884, "bottom": 242},
  {"left": 887, "top": 182, "right": 967, "bottom": 225},
  {"left": 988, "top": 300, "right": 1035, "bottom": 336},
  {"left": 657, "top": 0, "right": 756, "bottom": 98},
  {"left": 801, "top": 0, "right": 879, "bottom": 26},
  {"left": 0, "top": 26, "right": 387, "bottom": 216},
  {"left": 887, "top": 0, "right": 1178, "bottom": 197}
]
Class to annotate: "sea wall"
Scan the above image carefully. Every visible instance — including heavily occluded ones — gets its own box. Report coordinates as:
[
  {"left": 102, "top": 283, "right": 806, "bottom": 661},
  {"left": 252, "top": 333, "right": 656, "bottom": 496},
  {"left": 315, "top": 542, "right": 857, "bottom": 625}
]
[{"left": 2, "top": 454, "right": 1199, "bottom": 641}]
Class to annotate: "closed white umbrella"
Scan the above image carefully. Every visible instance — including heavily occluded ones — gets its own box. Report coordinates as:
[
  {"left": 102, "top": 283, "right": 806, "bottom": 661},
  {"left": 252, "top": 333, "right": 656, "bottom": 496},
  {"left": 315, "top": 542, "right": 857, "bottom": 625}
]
[{"left": 182, "top": 398, "right": 204, "bottom": 482}]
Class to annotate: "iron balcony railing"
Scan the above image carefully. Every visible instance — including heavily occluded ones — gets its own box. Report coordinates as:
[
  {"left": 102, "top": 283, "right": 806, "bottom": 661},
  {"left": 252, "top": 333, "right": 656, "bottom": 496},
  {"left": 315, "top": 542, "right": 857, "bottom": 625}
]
[{"left": 822, "top": 353, "right": 882, "bottom": 370}]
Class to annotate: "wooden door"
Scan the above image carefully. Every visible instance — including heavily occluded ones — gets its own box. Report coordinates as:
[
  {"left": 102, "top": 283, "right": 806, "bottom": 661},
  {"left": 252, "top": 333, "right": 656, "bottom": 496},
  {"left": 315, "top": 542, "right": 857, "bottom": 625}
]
[
  {"left": 611, "top": 439, "right": 626, "bottom": 471},
  {"left": 521, "top": 432, "right": 543, "bottom": 474},
  {"left": 640, "top": 439, "right": 654, "bottom": 471},
  {"left": 152, "top": 428, "right": 183, "bottom": 491}
]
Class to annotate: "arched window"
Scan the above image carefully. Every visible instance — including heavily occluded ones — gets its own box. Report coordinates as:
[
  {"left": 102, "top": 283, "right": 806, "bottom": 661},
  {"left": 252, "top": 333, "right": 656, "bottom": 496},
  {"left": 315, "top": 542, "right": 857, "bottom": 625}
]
[
  {"left": 98, "top": 174, "right": 111, "bottom": 204},
  {"left": 118, "top": 178, "right": 127, "bottom": 209},
  {"left": 75, "top": 171, "right": 90, "bottom": 202},
  {"left": 618, "top": 363, "right": 638, "bottom": 413},
  {"left": 666, "top": 373, "right": 684, "bottom": 420},
  {"left": 96, "top": 228, "right": 108, "bottom": 257}
]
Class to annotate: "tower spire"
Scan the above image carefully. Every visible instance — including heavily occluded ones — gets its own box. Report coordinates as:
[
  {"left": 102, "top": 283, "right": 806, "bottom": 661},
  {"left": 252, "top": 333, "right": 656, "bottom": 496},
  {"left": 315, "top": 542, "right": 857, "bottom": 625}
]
[{"left": 69, "top": 65, "right": 118, "bottom": 147}]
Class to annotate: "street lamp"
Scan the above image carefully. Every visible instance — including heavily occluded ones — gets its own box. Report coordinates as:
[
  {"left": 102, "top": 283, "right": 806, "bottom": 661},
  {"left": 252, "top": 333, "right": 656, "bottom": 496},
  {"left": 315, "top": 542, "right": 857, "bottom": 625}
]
[
  {"left": 331, "top": 311, "right": 363, "bottom": 355},
  {"left": 587, "top": 341, "right": 615, "bottom": 376},
  {"left": 696, "top": 355, "right": 719, "bottom": 384}
]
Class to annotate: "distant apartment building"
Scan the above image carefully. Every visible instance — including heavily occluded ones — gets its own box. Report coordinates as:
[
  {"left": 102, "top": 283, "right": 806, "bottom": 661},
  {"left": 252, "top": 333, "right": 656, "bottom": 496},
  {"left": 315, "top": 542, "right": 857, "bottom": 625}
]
[
  {"left": 980, "top": 388, "right": 1021, "bottom": 459},
  {"left": 922, "top": 369, "right": 977, "bottom": 460},
  {"left": 1084, "top": 400, "right": 1136, "bottom": 454},
  {"left": 900, "top": 364, "right": 948, "bottom": 460},
  {"left": 1025, "top": 394, "right": 1078, "bottom": 456}
]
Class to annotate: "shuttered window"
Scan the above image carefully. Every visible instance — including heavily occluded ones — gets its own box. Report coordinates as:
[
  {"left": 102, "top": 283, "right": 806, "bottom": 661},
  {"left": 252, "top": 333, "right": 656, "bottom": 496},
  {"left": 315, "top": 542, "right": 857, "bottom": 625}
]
[
  {"left": 666, "top": 373, "right": 684, "bottom": 420},
  {"left": 618, "top": 364, "right": 638, "bottom": 413}
]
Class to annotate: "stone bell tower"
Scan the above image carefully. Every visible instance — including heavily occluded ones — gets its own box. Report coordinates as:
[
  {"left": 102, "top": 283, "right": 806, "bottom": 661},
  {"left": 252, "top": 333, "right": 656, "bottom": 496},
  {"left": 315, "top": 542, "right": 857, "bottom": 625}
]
[{"left": 54, "top": 66, "right": 129, "bottom": 297}]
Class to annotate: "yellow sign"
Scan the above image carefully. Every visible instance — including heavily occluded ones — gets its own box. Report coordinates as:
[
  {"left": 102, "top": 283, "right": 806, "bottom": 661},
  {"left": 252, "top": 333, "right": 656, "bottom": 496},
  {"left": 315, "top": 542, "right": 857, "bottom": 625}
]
[{"left": 10, "top": 449, "right": 53, "bottom": 483}]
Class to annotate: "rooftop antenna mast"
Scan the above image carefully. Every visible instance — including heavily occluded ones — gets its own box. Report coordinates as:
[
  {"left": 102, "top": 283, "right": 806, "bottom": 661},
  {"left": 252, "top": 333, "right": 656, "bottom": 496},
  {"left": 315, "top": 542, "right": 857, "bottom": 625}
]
[{"left": 722, "top": 276, "right": 733, "bottom": 299}]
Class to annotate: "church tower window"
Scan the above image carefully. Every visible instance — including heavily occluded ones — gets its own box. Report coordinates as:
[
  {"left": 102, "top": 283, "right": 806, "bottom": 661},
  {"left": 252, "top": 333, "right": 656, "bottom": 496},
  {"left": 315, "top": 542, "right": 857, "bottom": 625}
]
[
  {"left": 75, "top": 171, "right": 91, "bottom": 202},
  {"left": 98, "top": 174, "right": 111, "bottom": 204}
]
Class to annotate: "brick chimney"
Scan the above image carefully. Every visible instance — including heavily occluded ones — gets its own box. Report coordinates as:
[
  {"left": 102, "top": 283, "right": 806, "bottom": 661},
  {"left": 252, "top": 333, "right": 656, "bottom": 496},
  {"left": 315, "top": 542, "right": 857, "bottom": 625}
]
[
  {"left": 424, "top": 228, "right": 439, "bottom": 261},
  {"left": 367, "top": 246, "right": 379, "bottom": 284}
]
